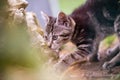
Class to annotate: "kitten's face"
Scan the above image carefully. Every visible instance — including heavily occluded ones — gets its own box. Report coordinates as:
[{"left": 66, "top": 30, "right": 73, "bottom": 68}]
[{"left": 41, "top": 12, "right": 75, "bottom": 52}]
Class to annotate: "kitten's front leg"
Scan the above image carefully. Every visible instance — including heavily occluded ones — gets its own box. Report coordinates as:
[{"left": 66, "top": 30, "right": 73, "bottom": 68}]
[
  {"left": 102, "top": 45, "right": 120, "bottom": 72},
  {"left": 102, "top": 52, "right": 120, "bottom": 72},
  {"left": 54, "top": 39, "right": 100, "bottom": 70},
  {"left": 102, "top": 15, "right": 120, "bottom": 72},
  {"left": 98, "top": 44, "right": 119, "bottom": 61},
  {"left": 54, "top": 47, "right": 93, "bottom": 71},
  {"left": 87, "top": 38, "right": 100, "bottom": 62}
]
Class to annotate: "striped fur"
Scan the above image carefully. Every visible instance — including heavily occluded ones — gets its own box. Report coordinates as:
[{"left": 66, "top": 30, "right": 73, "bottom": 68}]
[{"left": 42, "top": 0, "right": 120, "bottom": 69}]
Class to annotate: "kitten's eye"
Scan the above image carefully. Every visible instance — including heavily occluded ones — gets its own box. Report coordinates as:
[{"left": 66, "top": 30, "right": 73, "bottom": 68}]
[
  {"left": 60, "top": 33, "right": 70, "bottom": 37},
  {"left": 52, "top": 35, "right": 58, "bottom": 40},
  {"left": 64, "top": 22, "right": 69, "bottom": 26}
]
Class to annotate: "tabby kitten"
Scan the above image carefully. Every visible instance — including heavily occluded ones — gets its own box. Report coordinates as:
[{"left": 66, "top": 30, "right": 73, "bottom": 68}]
[{"left": 41, "top": 0, "right": 120, "bottom": 70}]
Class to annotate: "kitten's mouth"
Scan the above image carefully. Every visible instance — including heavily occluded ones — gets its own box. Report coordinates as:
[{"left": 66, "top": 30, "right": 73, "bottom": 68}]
[
  {"left": 51, "top": 47, "right": 61, "bottom": 53},
  {"left": 54, "top": 49, "right": 60, "bottom": 53}
]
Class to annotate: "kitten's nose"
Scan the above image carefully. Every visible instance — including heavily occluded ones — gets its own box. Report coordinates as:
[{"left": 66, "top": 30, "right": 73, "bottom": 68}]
[
  {"left": 47, "top": 43, "right": 52, "bottom": 48},
  {"left": 48, "top": 45, "right": 51, "bottom": 48}
]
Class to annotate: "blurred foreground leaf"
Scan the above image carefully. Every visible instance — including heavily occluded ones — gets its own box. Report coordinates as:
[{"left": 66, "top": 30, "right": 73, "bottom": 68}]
[{"left": 0, "top": 24, "right": 41, "bottom": 68}]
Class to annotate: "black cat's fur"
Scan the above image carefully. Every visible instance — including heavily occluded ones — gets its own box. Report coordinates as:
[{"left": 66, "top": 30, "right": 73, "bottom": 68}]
[
  {"left": 69, "top": 0, "right": 120, "bottom": 61},
  {"left": 42, "top": 0, "right": 120, "bottom": 70},
  {"left": 69, "top": 0, "right": 120, "bottom": 70}
]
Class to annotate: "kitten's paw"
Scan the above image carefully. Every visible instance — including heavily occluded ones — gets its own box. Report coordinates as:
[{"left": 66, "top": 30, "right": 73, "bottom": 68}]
[
  {"left": 53, "top": 54, "right": 73, "bottom": 71},
  {"left": 102, "top": 61, "right": 116, "bottom": 73},
  {"left": 103, "top": 62, "right": 111, "bottom": 69},
  {"left": 53, "top": 60, "right": 69, "bottom": 72}
]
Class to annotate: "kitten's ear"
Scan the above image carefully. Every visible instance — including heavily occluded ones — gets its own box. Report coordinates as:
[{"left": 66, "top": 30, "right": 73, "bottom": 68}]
[
  {"left": 57, "top": 12, "right": 67, "bottom": 20},
  {"left": 69, "top": 17, "right": 76, "bottom": 27},
  {"left": 57, "top": 12, "right": 76, "bottom": 28},
  {"left": 41, "top": 11, "right": 50, "bottom": 23},
  {"left": 57, "top": 12, "right": 69, "bottom": 23}
]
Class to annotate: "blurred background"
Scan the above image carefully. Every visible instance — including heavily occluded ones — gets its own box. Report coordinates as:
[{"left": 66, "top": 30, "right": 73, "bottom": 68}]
[{"left": 26, "top": 0, "right": 86, "bottom": 27}]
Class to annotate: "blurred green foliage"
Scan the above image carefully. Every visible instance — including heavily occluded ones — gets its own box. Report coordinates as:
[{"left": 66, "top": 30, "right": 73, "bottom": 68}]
[
  {"left": 59, "top": 0, "right": 86, "bottom": 14},
  {"left": 0, "top": 1, "right": 42, "bottom": 69},
  {"left": 102, "top": 35, "right": 116, "bottom": 47},
  {"left": 0, "top": 24, "right": 40, "bottom": 69},
  {"left": 0, "top": 1, "right": 58, "bottom": 80}
]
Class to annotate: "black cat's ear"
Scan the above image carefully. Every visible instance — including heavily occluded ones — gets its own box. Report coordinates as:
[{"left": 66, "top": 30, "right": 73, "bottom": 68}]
[{"left": 41, "top": 11, "right": 50, "bottom": 23}]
